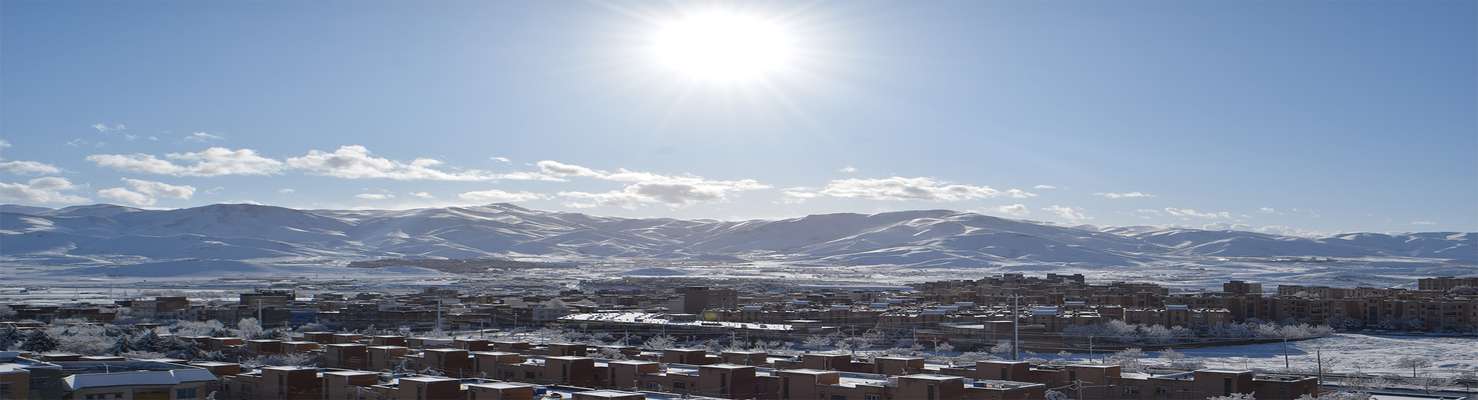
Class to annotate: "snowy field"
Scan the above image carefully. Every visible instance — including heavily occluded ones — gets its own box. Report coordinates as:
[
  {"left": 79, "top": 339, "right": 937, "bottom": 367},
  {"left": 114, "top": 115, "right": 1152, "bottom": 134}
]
[
  {"left": 1184, "top": 333, "right": 1478, "bottom": 378},
  {"left": 1039, "top": 333, "right": 1478, "bottom": 377}
]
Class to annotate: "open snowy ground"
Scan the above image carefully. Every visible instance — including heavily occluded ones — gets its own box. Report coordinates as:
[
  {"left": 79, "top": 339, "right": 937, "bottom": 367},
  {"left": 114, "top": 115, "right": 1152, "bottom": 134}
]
[
  {"left": 1035, "top": 334, "right": 1478, "bottom": 377},
  {"left": 1181, "top": 333, "right": 1478, "bottom": 377}
]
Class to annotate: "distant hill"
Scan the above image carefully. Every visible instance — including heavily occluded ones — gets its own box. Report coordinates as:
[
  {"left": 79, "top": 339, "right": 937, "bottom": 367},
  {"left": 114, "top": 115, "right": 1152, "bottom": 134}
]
[{"left": 2, "top": 203, "right": 1473, "bottom": 268}]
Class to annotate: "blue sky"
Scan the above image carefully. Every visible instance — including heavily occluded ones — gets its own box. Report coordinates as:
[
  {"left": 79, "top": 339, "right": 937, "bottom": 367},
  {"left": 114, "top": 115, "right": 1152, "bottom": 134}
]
[{"left": 1, "top": 0, "right": 1474, "bottom": 234}]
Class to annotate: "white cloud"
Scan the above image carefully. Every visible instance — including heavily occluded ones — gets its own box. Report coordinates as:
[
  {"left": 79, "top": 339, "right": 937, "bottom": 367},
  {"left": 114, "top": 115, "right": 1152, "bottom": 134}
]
[
  {"left": 89, "top": 145, "right": 560, "bottom": 182},
  {"left": 1033, "top": 184, "right": 1057, "bottom": 190},
  {"left": 491, "top": 156, "right": 511, "bottom": 163},
  {"left": 779, "top": 187, "right": 821, "bottom": 204},
  {"left": 1133, "top": 208, "right": 1164, "bottom": 219},
  {"left": 355, "top": 193, "right": 395, "bottom": 200},
  {"left": 1043, "top": 205, "right": 1090, "bottom": 222},
  {"left": 0, "top": 177, "right": 89, "bottom": 204},
  {"left": 0, "top": 160, "right": 62, "bottom": 175},
  {"left": 0, "top": 139, "right": 9, "bottom": 149},
  {"left": 556, "top": 190, "right": 648, "bottom": 209},
  {"left": 287, "top": 145, "right": 546, "bottom": 181},
  {"left": 838, "top": 166, "right": 858, "bottom": 174},
  {"left": 184, "top": 132, "right": 224, "bottom": 142},
  {"left": 97, "top": 178, "right": 195, "bottom": 206},
  {"left": 91, "top": 123, "right": 126, "bottom": 133},
  {"left": 88, "top": 147, "right": 284, "bottom": 176},
  {"left": 993, "top": 204, "right": 1030, "bottom": 216},
  {"left": 1164, "top": 207, "right": 1233, "bottom": 219},
  {"left": 409, "top": 191, "right": 436, "bottom": 199},
  {"left": 459, "top": 189, "right": 544, "bottom": 203},
  {"left": 536, "top": 160, "right": 605, "bottom": 178},
  {"left": 533, "top": 160, "right": 768, "bottom": 208},
  {"left": 558, "top": 176, "right": 768, "bottom": 208},
  {"left": 1258, "top": 207, "right": 1278, "bottom": 214},
  {"left": 1095, "top": 191, "right": 1155, "bottom": 199},
  {"left": 1410, "top": 220, "right": 1436, "bottom": 226},
  {"left": 811, "top": 177, "right": 1035, "bottom": 201},
  {"left": 278, "top": 188, "right": 296, "bottom": 194}
]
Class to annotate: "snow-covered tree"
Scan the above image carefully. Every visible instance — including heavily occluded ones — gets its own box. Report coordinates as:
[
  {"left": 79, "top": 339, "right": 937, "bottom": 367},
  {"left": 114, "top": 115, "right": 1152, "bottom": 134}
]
[
  {"left": 1296, "top": 392, "right": 1372, "bottom": 400},
  {"left": 20, "top": 330, "right": 58, "bottom": 353},
  {"left": 989, "top": 340, "right": 1014, "bottom": 357},
  {"left": 109, "top": 335, "right": 136, "bottom": 355},
  {"left": 1108, "top": 348, "right": 1146, "bottom": 372},
  {"left": 242, "top": 352, "right": 318, "bottom": 368},
  {"left": 0, "top": 326, "right": 20, "bottom": 350},
  {"left": 133, "top": 329, "right": 169, "bottom": 353},
  {"left": 47, "top": 324, "right": 112, "bottom": 355},
  {"left": 801, "top": 335, "right": 834, "bottom": 350},
  {"left": 1208, "top": 394, "right": 1255, "bottom": 400},
  {"left": 597, "top": 347, "right": 628, "bottom": 360},
  {"left": 642, "top": 335, "right": 677, "bottom": 350},
  {"left": 174, "top": 320, "right": 229, "bottom": 337},
  {"left": 235, "top": 318, "right": 264, "bottom": 340}
]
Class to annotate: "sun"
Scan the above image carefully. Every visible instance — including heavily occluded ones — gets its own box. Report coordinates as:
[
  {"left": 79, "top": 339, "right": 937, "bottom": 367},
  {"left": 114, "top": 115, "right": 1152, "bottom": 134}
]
[{"left": 650, "top": 10, "right": 797, "bottom": 84}]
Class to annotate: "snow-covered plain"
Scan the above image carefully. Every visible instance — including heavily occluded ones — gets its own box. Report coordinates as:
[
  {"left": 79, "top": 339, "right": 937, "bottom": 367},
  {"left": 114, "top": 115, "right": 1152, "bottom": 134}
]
[
  {"left": 1174, "top": 333, "right": 1478, "bottom": 378},
  {"left": 1072, "top": 334, "right": 1478, "bottom": 378}
]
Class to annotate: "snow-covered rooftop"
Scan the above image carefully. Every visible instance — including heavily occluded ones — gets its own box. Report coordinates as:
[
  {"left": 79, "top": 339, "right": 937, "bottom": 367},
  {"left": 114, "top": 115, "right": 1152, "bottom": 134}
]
[{"left": 63, "top": 368, "right": 217, "bottom": 390}]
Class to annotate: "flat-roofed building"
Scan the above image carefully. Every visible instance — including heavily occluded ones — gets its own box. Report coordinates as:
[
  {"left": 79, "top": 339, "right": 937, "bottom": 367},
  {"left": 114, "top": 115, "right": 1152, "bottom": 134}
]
[
  {"left": 369, "top": 345, "right": 410, "bottom": 371},
  {"left": 396, "top": 376, "right": 461, "bottom": 400},
  {"left": 897, "top": 374, "right": 966, "bottom": 400},
  {"left": 323, "top": 370, "right": 379, "bottom": 400},
  {"left": 466, "top": 381, "right": 536, "bottom": 400}
]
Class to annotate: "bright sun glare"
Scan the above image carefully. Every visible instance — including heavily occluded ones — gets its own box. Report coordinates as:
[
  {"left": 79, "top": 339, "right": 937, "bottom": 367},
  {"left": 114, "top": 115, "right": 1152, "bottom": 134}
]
[{"left": 651, "top": 10, "right": 796, "bottom": 83}]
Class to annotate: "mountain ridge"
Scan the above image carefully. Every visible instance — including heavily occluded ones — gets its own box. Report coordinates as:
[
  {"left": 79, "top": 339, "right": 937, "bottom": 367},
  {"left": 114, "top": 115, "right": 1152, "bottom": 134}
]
[{"left": 2, "top": 203, "right": 1473, "bottom": 267}]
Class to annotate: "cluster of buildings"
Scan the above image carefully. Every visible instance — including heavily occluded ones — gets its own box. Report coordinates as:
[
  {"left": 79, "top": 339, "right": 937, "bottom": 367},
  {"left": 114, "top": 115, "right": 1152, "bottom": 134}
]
[
  {"left": 907, "top": 274, "right": 1478, "bottom": 333},
  {"left": 0, "top": 333, "right": 1325, "bottom": 400},
  {"left": 7, "top": 275, "right": 1475, "bottom": 356},
  {"left": 0, "top": 274, "right": 1472, "bottom": 399}
]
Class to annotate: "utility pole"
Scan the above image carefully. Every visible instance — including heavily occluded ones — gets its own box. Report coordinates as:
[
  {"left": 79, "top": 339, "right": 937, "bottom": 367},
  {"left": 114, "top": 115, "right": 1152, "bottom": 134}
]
[
  {"left": 1316, "top": 347, "right": 1323, "bottom": 385},
  {"left": 1282, "top": 337, "right": 1290, "bottom": 370},
  {"left": 435, "top": 299, "right": 443, "bottom": 333},
  {"left": 1011, "top": 294, "right": 1020, "bottom": 361},
  {"left": 1088, "top": 336, "right": 1095, "bottom": 364}
]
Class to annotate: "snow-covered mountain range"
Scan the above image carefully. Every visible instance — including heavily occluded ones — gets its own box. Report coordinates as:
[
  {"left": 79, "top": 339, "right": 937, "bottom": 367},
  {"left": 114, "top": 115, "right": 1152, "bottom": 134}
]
[{"left": 1, "top": 203, "right": 1473, "bottom": 268}]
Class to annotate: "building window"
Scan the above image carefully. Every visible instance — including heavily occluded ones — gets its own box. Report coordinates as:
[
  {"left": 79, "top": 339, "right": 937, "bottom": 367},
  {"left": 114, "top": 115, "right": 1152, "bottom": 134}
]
[
  {"left": 865, "top": 395, "right": 882, "bottom": 400},
  {"left": 1223, "top": 378, "right": 1232, "bottom": 395},
  {"left": 177, "top": 387, "right": 199, "bottom": 399},
  {"left": 831, "top": 395, "right": 848, "bottom": 400},
  {"left": 927, "top": 385, "right": 936, "bottom": 400}
]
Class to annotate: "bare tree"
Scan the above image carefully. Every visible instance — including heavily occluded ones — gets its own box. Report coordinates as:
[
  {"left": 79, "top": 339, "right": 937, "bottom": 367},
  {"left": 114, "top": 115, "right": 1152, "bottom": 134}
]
[{"left": 1395, "top": 356, "right": 1432, "bottom": 378}]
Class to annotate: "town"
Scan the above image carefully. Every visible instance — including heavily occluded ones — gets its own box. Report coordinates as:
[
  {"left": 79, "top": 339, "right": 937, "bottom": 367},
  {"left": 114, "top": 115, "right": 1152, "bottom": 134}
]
[{"left": 0, "top": 274, "right": 1473, "bottom": 399}]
